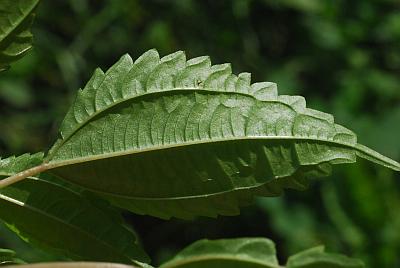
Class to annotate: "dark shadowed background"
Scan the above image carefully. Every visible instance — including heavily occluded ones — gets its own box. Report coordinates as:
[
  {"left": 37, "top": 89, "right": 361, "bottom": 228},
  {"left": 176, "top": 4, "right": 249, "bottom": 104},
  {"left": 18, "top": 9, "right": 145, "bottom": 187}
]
[{"left": 1, "top": 0, "right": 400, "bottom": 267}]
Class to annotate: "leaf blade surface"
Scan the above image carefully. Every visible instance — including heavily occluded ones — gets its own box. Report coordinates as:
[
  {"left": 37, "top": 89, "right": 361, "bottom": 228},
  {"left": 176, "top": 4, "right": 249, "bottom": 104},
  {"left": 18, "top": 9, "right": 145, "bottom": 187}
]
[{"left": 44, "top": 49, "right": 400, "bottom": 219}]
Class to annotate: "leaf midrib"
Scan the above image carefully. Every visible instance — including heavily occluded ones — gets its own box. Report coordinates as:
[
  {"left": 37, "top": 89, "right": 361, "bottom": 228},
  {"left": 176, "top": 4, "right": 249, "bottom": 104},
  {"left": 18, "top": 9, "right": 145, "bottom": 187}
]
[
  {"left": 49, "top": 87, "right": 272, "bottom": 160},
  {"left": 0, "top": 178, "right": 133, "bottom": 263},
  {"left": 48, "top": 87, "right": 400, "bottom": 171},
  {"left": 48, "top": 135, "right": 356, "bottom": 168},
  {"left": 0, "top": 0, "right": 39, "bottom": 42}
]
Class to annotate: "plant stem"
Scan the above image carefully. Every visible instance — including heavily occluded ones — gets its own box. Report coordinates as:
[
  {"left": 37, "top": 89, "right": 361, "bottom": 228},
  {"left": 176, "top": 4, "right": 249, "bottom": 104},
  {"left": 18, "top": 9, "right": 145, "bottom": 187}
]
[{"left": 0, "top": 163, "right": 49, "bottom": 189}]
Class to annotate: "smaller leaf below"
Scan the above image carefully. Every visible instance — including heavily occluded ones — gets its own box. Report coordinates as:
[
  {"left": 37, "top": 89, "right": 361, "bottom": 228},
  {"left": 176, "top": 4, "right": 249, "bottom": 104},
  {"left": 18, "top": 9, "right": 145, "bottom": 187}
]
[
  {"left": 159, "top": 238, "right": 364, "bottom": 268},
  {"left": 0, "top": 153, "right": 150, "bottom": 264},
  {"left": 286, "top": 246, "right": 364, "bottom": 268},
  {"left": 160, "top": 237, "right": 279, "bottom": 268}
]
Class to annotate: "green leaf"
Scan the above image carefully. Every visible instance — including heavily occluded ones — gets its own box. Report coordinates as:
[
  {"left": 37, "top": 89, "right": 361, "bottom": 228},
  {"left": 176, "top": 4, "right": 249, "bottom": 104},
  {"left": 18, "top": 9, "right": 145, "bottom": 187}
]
[
  {"left": 0, "top": 248, "right": 25, "bottom": 265},
  {"left": 286, "top": 246, "right": 364, "bottom": 268},
  {"left": 160, "top": 238, "right": 279, "bottom": 268},
  {"left": 32, "top": 50, "right": 400, "bottom": 219},
  {"left": 0, "top": 0, "right": 39, "bottom": 72},
  {"left": 0, "top": 153, "right": 43, "bottom": 176},
  {"left": 0, "top": 155, "right": 150, "bottom": 264},
  {"left": 159, "top": 238, "right": 364, "bottom": 268}
]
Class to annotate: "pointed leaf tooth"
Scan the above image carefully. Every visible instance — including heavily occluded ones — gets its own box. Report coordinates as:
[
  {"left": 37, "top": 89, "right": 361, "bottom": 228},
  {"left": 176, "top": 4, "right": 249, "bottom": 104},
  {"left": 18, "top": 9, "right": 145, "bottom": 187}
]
[
  {"left": 224, "top": 74, "right": 239, "bottom": 92},
  {"left": 293, "top": 113, "right": 336, "bottom": 139},
  {"left": 160, "top": 50, "right": 185, "bottom": 63},
  {"left": 94, "top": 54, "right": 134, "bottom": 110},
  {"left": 186, "top": 55, "right": 211, "bottom": 66},
  {"left": 235, "top": 72, "right": 252, "bottom": 94},
  {"left": 303, "top": 108, "right": 334, "bottom": 123},
  {"left": 72, "top": 88, "right": 91, "bottom": 124},
  {"left": 122, "top": 49, "right": 160, "bottom": 97},
  {"left": 238, "top": 72, "right": 251, "bottom": 85},
  {"left": 134, "top": 49, "right": 160, "bottom": 64},
  {"left": 333, "top": 124, "right": 357, "bottom": 145},
  {"left": 61, "top": 68, "right": 104, "bottom": 138},
  {"left": 83, "top": 68, "right": 105, "bottom": 92},
  {"left": 175, "top": 56, "right": 211, "bottom": 88},
  {"left": 250, "top": 82, "right": 278, "bottom": 100},
  {"left": 61, "top": 55, "right": 133, "bottom": 138},
  {"left": 60, "top": 95, "right": 81, "bottom": 138},
  {"left": 278, "top": 95, "right": 306, "bottom": 112},
  {"left": 204, "top": 63, "right": 232, "bottom": 90},
  {"left": 146, "top": 51, "right": 186, "bottom": 91}
]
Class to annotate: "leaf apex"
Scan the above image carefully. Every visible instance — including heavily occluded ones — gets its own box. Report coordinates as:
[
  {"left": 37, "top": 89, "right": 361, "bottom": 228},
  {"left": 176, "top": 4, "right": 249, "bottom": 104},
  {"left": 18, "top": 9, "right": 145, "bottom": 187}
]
[{"left": 356, "top": 143, "right": 400, "bottom": 171}]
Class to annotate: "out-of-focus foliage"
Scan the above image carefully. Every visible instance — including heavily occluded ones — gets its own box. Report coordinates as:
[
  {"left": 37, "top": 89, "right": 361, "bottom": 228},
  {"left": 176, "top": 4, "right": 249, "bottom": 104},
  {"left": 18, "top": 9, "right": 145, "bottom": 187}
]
[
  {"left": 0, "top": 0, "right": 399, "bottom": 267},
  {"left": 0, "top": 0, "right": 39, "bottom": 72},
  {"left": 160, "top": 238, "right": 364, "bottom": 268},
  {"left": 0, "top": 248, "right": 25, "bottom": 265}
]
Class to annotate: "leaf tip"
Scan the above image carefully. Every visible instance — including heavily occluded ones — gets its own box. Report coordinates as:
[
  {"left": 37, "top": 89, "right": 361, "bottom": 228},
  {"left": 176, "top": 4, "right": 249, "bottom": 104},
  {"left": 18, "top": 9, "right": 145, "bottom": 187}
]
[{"left": 355, "top": 143, "right": 400, "bottom": 172}]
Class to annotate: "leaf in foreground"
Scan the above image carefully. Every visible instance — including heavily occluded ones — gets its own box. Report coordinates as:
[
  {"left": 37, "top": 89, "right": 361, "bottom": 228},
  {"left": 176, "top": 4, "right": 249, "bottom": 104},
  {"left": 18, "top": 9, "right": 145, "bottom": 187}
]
[
  {"left": 0, "top": 0, "right": 39, "bottom": 72},
  {"left": 160, "top": 238, "right": 364, "bottom": 268},
  {"left": 2, "top": 49, "right": 399, "bottom": 220},
  {"left": 0, "top": 154, "right": 150, "bottom": 264}
]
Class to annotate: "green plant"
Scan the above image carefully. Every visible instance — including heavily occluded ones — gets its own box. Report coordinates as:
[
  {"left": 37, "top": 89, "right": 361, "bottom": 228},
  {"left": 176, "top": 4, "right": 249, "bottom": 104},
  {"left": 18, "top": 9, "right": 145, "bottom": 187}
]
[
  {"left": 0, "top": 0, "right": 39, "bottom": 72},
  {"left": 1, "top": 1, "right": 399, "bottom": 267}
]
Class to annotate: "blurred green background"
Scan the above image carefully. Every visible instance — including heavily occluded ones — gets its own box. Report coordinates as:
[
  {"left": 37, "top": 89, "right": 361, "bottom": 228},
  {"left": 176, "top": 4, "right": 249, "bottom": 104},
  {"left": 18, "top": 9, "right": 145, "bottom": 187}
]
[{"left": 1, "top": 0, "right": 400, "bottom": 267}]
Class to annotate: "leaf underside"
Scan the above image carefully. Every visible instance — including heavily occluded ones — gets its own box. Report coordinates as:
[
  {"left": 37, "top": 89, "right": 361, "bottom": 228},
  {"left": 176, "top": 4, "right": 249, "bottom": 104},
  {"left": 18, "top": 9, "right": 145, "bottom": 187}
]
[
  {"left": 160, "top": 237, "right": 364, "bottom": 268},
  {"left": 0, "top": 155, "right": 149, "bottom": 264},
  {"left": 43, "top": 49, "right": 400, "bottom": 219},
  {"left": 0, "top": 0, "right": 39, "bottom": 71}
]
